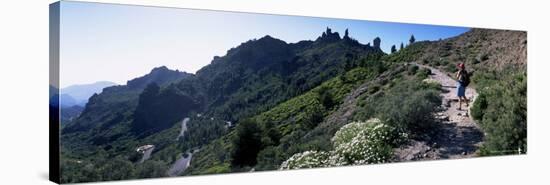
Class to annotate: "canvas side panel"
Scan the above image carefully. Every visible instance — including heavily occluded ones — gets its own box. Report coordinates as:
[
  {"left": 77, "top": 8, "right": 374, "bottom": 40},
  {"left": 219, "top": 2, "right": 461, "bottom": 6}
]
[{"left": 49, "top": 1, "right": 61, "bottom": 184}]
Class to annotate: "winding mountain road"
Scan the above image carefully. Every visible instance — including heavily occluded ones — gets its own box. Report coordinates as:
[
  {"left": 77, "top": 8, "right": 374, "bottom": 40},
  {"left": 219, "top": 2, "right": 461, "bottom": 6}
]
[
  {"left": 139, "top": 146, "right": 155, "bottom": 163},
  {"left": 167, "top": 117, "right": 195, "bottom": 176},
  {"left": 177, "top": 117, "right": 190, "bottom": 140},
  {"left": 167, "top": 151, "right": 193, "bottom": 177}
]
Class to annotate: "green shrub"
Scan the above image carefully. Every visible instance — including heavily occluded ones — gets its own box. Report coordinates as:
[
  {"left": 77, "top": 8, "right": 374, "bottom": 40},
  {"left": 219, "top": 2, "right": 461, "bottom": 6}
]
[
  {"left": 255, "top": 146, "right": 286, "bottom": 171},
  {"left": 375, "top": 86, "right": 440, "bottom": 133},
  {"left": 421, "top": 59, "right": 429, "bottom": 64},
  {"left": 354, "top": 76, "right": 441, "bottom": 138},
  {"left": 204, "top": 163, "right": 231, "bottom": 174},
  {"left": 420, "top": 78, "right": 442, "bottom": 90},
  {"left": 445, "top": 62, "right": 457, "bottom": 73},
  {"left": 134, "top": 160, "right": 169, "bottom": 179},
  {"left": 440, "top": 59, "right": 449, "bottom": 67},
  {"left": 475, "top": 72, "right": 526, "bottom": 156},
  {"left": 368, "top": 84, "right": 381, "bottom": 94},
  {"left": 316, "top": 86, "right": 336, "bottom": 110},
  {"left": 471, "top": 93, "right": 487, "bottom": 120},
  {"left": 477, "top": 53, "right": 489, "bottom": 62},
  {"left": 416, "top": 68, "right": 431, "bottom": 79},
  {"left": 231, "top": 119, "right": 263, "bottom": 167},
  {"left": 472, "top": 57, "right": 480, "bottom": 64},
  {"left": 407, "top": 65, "right": 419, "bottom": 75}
]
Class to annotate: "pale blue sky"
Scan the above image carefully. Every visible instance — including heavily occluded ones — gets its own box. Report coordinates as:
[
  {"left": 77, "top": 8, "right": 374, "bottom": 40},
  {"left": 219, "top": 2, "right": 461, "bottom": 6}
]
[{"left": 59, "top": 1, "right": 469, "bottom": 87}]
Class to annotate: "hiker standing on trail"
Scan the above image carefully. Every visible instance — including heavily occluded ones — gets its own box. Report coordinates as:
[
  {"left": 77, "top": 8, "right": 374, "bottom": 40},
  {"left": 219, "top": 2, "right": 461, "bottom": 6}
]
[{"left": 455, "top": 63, "right": 470, "bottom": 110}]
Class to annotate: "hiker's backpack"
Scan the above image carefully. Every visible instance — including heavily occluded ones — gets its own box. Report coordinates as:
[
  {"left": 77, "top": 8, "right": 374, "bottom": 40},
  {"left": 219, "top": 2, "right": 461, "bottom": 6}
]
[{"left": 461, "top": 71, "right": 470, "bottom": 87}]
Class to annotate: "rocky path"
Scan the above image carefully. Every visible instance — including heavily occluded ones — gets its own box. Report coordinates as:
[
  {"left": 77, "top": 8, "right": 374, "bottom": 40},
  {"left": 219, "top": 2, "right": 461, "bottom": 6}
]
[{"left": 394, "top": 63, "right": 484, "bottom": 161}]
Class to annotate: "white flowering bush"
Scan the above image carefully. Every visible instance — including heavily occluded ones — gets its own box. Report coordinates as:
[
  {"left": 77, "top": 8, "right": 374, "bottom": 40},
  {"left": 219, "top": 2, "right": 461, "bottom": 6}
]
[
  {"left": 328, "top": 123, "right": 395, "bottom": 165},
  {"left": 280, "top": 118, "right": 408, "bottom": 169},
  {"left": 331, "top": 118, "right": 381, "bottom": 147},
  {"left": 279, "top": 150, "right": 329, "bottom": 170}
]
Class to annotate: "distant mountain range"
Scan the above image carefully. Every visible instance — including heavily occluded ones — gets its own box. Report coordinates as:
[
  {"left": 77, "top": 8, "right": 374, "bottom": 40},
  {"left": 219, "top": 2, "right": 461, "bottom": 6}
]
[
  {"left": 61, "top": 66, "right": 192, "bottom": 134},
  {"left": 50, "top": 81, "right": 118, "bottom": 107},
  {"left": 49, "top": 81, "right": 117, "bottom": 125},
  {"left": 60, "top": 81, "right": 117, "bottom": 107}
]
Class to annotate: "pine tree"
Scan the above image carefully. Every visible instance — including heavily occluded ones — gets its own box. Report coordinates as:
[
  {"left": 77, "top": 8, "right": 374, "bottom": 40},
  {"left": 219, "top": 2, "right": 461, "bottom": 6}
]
[
  {"left": 409, "top": 34, "right": 416, "bottom": 44},
  {"left": 391, "top": 45, "right": 397, "bottom": 53},
  {"left": 231, "top": 119, "right": 263, "bottom": 167}
]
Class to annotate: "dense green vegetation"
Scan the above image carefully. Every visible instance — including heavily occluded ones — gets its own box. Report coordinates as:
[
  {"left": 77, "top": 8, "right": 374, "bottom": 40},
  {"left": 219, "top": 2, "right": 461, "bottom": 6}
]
[
  {"left": 132, "top": 83, "right": 201, "bottom": 137},
  {"left": 60, "top": 105, "right": 83, "bottom": 126},
  {"left": 471, "top": 68, "right": 527, "bottom": 155},
  {"left": 186, "top": 59, "right": 389, "bottom": 174},
  {"left": 353, "top": 69, "right": 442, "bottom": 136},
  {"left": 60, "top": 111, "right": 231, "bottom": 182},
  {"left": 192, "top": 34, "right": 383, "bottom": 122},
  {"left": 272, "top": 66, "right": 441, "bottom": 170},
  {"left": 230, "top": 119, "right": 264, "bottom": 168},
  {"left": 60, "top": 154, "right": 172, "bottom": 183}
]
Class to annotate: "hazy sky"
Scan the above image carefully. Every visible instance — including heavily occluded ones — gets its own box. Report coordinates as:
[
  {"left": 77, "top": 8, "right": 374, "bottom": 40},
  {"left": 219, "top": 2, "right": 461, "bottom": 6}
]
[{"left": 59, "top": 1, "right": 469, "bottom": 88}]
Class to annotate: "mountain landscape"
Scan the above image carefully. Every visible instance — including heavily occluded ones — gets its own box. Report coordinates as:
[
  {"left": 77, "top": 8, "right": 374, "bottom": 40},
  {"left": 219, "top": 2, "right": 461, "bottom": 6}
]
[
  {"left": 58, "top": 28, "right": 526, "bottom": 183},
  {"left": 61, "top": 81, "right": 117, "bottom": 106},
  {"left": 50, "top": 81, "right": 117, "bottom": 125}
]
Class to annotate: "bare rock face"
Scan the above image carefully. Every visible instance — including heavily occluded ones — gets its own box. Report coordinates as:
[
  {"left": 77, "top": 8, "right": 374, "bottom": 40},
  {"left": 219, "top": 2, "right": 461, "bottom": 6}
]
[
  {"left": 373, "top": 37, "right": 381, "bottom": 49},
  {"left": 317, "top": 27, "right": 341, "bottom": 42},
  {"left": 343, "top": 28, "right": 350, "bottom": 39}
]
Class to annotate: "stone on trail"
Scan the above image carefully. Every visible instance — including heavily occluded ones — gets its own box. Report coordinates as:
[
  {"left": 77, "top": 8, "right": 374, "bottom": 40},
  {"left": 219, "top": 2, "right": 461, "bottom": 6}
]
[{"left": 445, "top": 100, "right": 452, "bottom": 107}]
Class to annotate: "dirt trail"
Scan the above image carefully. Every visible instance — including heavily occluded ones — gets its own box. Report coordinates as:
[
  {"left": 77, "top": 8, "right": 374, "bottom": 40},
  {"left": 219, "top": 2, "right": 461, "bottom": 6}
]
[{"left": 394, "top": 63, "right": 484, "bottom": 161}]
